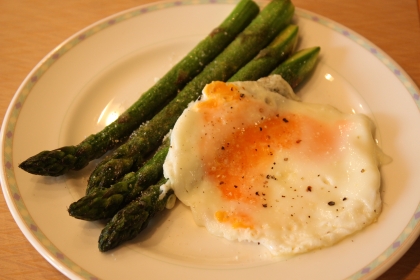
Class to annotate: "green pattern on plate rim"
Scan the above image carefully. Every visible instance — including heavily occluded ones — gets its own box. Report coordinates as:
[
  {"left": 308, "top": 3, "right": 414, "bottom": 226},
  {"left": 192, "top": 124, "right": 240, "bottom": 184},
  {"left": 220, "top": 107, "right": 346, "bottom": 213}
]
[{"left": 1, "top": 0, "right": 419, "bottom": 279}]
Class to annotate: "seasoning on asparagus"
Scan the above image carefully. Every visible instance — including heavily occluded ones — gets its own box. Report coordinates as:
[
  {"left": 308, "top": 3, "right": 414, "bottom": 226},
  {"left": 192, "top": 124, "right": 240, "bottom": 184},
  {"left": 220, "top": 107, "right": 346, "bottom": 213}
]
[
  {"left": 18, "top": 0, "right": 259, "bottom": 177},
  {"left": 98, "top": 178, "right": 173, "bottom": 252},
  {"left": 86, "top": 0, "right": 295, "bottom": 194}
]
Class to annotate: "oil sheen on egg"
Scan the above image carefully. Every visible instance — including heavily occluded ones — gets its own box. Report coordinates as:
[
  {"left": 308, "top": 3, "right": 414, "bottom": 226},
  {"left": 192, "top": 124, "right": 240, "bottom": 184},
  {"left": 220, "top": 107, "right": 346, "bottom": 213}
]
[{"left": 163, "top": 75, "right": 383, "bottom": 256}]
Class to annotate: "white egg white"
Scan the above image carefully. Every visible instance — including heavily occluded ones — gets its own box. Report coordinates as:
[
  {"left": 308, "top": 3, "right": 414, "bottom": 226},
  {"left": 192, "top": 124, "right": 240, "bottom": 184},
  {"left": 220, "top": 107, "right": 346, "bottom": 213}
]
[{"left": 163, "top": 75, "right": 384, "bottom": 256}]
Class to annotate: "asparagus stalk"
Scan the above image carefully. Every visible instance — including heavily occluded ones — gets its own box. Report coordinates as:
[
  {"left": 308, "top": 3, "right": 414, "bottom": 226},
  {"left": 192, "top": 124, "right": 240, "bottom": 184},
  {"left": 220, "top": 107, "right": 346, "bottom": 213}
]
[
  {"left": 271, "top": 46, "right": 321, "bottom": 88},
  {"left": 67, "top": 24, "right": 299, "bottom": 221},
  {"left": 18, "top": 0, "right": 259, "bottom": 176},
  {"left": 98, "top": 178, "right": 172, "bottom": 252},
  {"left": 228, "top": 24, "right": 298, "bottom": 82},
  {"left": 86, "top": 0, "right": 295, "bottom": 194}
]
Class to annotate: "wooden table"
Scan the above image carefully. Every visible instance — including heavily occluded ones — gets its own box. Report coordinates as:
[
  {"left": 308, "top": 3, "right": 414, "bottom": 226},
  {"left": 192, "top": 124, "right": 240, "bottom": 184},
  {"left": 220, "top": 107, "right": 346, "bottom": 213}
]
[{"left": 1, "top": 0, "right": 419, "bottom": 279}]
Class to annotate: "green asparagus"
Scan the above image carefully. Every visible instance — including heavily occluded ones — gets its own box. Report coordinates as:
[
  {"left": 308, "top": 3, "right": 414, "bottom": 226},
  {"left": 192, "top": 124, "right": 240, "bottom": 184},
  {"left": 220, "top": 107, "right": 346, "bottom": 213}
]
[
  {"left": 86, "top": 0, "right": 295, "bottom": 194},
  {"left": 68, "top": 139, "right": 170, "bottom": 221},
  {"left": 271, "top": 46, "right": 321, "bottom": 88},
  {"left": 228, "top": 24, "right": 298, "bottom": 82},
  {"left": 67, "top": 24, "right": 299, "bottom": 221},
  {"left": 18, "top": 0, "right": 259, "bottom": 176},
  {"left": 98, "top": 178, "right": 172, "bottom": 252}
]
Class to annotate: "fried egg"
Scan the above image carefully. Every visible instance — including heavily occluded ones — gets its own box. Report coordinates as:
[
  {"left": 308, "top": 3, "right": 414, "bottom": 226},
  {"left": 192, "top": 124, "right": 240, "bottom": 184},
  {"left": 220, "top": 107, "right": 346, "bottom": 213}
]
[{"left": 163, "top": 75, "right": 385, "bottom": 256}]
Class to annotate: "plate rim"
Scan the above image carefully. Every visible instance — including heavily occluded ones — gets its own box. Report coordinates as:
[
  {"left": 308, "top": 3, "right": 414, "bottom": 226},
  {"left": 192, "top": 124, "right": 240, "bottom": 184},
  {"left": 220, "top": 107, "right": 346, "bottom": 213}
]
[{"left": 1, "top": 1, "right": 419, "bottom": 279}]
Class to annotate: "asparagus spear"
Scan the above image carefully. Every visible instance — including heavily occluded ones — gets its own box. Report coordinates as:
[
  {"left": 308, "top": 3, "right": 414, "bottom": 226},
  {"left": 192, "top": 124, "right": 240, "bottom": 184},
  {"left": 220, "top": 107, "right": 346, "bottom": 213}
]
[
  {"left": 18, "top": 0, "right": 260, "bottom": 177},
  {"left": 228, "top": 24, "right": 298, "bottom": 82},
  {"left": 271, "top": 46, "right": 321, "bottom": 88},
  {"left": 86, "top": 0, "right": 295, "bottom": 194},
  {"left": 98, "top": 178, "right": 173, "bottom": 252},
  {"left": 67, "top": 24, "right": 299, "bottom": 221}
]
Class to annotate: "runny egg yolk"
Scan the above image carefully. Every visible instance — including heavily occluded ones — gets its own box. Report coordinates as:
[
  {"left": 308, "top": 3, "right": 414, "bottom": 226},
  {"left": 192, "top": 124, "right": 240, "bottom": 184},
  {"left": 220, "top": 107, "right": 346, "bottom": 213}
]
[{"left": 197, "top": 81, "right": 343, "bottom": 215}]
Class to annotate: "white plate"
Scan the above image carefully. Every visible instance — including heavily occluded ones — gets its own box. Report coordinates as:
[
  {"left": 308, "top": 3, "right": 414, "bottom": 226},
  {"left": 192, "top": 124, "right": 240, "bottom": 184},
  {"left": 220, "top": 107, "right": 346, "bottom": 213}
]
[{"left": 1, "top": 1, "right": 420, "bottom": 279}]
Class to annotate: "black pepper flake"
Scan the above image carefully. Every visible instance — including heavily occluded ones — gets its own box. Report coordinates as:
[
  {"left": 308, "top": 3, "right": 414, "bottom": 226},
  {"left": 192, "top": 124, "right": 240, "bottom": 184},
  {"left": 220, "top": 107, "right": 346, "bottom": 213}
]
[
  {"left": 343, "top": 197, "right": 347, "bottom": 201},
  {"left": 259, "top": 127, "right": 262, "bottom": 131},
  {"left": 262, "top": 204, "right": 267, "bottom": 208},
  {"left": 221, "top": 146, "right": 225, "bottom": 150},
  {"left": 219, "top": 181, "right": 224, "bottom": 185},
  {"left": 255, "top": 191, "right": 259, "bottom": 196},
  {"left": 240, "top": 93, "right": 245, "bottom": 98},
  {"left": 234, "top": 185, "right": 238, "bottom": 188},
  {"left": 306, "top": 186, "right": 312, "bottom": 192},
  {"left": 328, "top": 201, "right": 335, "bottom": 206},
  {"left": 296, "top": 139, "right": 302, "bottom": 143},
  {"left": 266, "top": 174, "right": 277, "bottom": 180},
  {"left": 282, "top": 118, "right": 289, "bottom": 123}
]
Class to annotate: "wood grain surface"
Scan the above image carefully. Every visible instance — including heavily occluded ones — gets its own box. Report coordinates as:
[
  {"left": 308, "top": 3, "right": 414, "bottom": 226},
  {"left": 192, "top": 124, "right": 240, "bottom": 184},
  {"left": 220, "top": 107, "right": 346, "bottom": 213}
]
[{"left": 0, "top": 0, "right": 419, "bottom": 279}]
